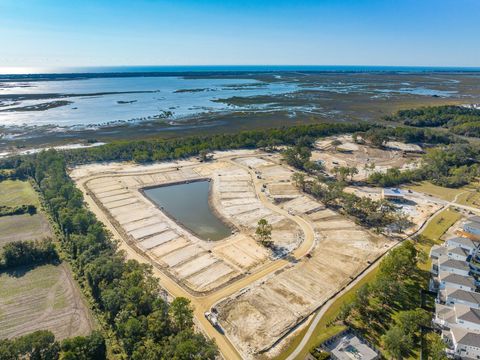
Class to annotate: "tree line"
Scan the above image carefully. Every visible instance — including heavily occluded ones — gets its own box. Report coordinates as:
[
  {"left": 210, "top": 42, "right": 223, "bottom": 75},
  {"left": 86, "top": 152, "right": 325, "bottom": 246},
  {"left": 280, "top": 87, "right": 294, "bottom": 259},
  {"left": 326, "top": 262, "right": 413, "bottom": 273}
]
[
  {"left": 0, "top": 204, "right": 37, "bottom": 217},
  {"left": 3, "top": 150, "right": 218, "bottom": 359},
  {"left": 337, "top": 241, "right": 446, "bottom": 359},
  {"left": 385, "top": 105, "right": 480, "bottom": 138},
  {"left": 0, "top": 239, "right": 58, "bottom": 269},
  {"left": 368, "top": 143, "right": 480, "bottom": 188},
  {"left": 0, "top": 330, "right": 106, "bottom": 360}
]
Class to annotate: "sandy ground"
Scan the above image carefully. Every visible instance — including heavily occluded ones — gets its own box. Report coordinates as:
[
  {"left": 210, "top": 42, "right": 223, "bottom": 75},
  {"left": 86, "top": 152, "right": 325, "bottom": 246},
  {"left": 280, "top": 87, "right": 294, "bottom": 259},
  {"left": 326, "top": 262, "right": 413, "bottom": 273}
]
[
  {"left": 345, "top": 186, "right": 444, "bottom": 234},
  {"left": 72, "top": 151, "right": 301, "bottom": 295},
  {"left": 70, "top": 145, "right": 436, "bottom": 359},
  {"left": 312, "top": 135, "right": 420, "bottom": 181},
  {"left": 217, "top": 206, "right": 393, "bottom": 358}
]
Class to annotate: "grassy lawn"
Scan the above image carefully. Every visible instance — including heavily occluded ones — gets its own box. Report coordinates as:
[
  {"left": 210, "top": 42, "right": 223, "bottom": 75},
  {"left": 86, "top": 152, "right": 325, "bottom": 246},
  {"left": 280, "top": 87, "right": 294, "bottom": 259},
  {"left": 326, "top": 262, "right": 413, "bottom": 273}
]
[
  {"left": 0, "top": 213, "right": 52, "bottom": 248},
  {"left": 455, "top": 186, "right": 480, "bottom": 209},
  {"left": 0, "top": 180, "right": 52, "bottom": 248},
  {"left": 277, "top": 207, "right": 462, "bottom": 360},
  {"left": 405, "top": 181, "right": 465, "bottom": 202},
  {"left": 0, "top": 180, "right": 39, "bottom": 207},
  {"left": 421, "top": 208, "right": 462, "bottom": 241}
]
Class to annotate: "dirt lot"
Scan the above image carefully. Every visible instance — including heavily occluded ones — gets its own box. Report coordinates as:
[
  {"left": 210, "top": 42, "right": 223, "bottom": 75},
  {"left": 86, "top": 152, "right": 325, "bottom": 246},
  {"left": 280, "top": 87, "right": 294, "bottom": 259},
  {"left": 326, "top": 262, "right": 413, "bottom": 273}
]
[
  {"left": 312, "top": 135, "right": 420, "bottom": 181},
  {"left": 72, "top": 151, "right": 301, "bottom": 295},
  {"left": 217, "top": 207, "right": 393, "bottom": 358},
  {"left": 0, "top": 263, "right": 95, "bottom": 340}
]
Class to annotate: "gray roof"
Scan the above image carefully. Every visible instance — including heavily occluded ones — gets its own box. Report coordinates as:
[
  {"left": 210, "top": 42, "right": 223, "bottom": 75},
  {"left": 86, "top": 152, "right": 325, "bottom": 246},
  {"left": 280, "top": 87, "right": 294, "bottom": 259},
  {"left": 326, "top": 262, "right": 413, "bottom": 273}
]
[
  {"left": 447, "top": 246, "right": 469, "bottom": 257},
  {"left": 458, "top": 307, "right": 480, "bottom": 325},
  {"left": 465, "top": 222, "right": 480, "bottom": 231},
  {"left": 469, "top": 215, "right": 480, "bottom": 224},
  {"left": 440, "top": 273, "right": 476, "bottom": 288},
  {"left": 449, "top": 289, "right": 480, "bottom": 304},
  {"left": 431, "top": 245, "right": 447, "bottom": 257},
  {"left": 446, "top": 237, "right": 476, "bottom": 250},
  {"left": 458, "top": 332, "right": 480, "bottom": 347},
  {"left": 439, "top": 258, "right": 470, "bottom": 272}
]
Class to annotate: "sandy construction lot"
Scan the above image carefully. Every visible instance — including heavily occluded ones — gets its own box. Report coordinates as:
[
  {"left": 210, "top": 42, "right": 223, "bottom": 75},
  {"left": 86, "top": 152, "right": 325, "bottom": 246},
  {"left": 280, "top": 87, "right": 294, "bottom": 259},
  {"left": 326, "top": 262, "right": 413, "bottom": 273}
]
[
  {"left": 217, "top": 203, "right": 393, "bottom": 358},
  {"left": 71, "top": 147, "right": 419, "bottom": 359},
  {"left": 72, "top": 152, "right": 301, "bottom": 295},
  {"left": 313, "top": 135, "right": 420, "bottom": 181}
]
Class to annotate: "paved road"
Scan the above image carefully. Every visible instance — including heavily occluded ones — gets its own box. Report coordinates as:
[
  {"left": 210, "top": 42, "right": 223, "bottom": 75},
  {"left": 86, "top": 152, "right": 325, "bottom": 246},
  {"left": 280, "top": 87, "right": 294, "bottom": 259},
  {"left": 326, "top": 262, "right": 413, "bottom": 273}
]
[{"left": 75, "top": 153, "right": 316, "bottom": 360}]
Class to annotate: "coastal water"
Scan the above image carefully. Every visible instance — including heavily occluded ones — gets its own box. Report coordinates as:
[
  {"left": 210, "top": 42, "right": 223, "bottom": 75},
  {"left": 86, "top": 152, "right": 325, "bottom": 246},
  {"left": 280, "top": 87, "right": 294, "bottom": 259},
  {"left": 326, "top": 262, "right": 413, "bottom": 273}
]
[
  {"left": 144, "top": 181, "right": 231, "bottom": 241},
  {"left": 0, "top": 72, "right": 462, "bottom": 128}
]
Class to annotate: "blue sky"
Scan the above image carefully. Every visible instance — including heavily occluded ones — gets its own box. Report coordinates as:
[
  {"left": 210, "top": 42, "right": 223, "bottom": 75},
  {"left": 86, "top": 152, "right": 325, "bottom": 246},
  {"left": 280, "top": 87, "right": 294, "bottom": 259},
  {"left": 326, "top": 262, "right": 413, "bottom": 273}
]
[{"left": 1, "top": 0, "right": 479, "bottom": 68}]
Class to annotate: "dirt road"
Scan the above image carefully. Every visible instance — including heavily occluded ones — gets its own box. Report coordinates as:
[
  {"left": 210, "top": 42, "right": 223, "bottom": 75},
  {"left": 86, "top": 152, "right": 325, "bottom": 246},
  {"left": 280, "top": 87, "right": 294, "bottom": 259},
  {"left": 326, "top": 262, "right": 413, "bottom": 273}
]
[{"left": 75, "top": 154, "right": 316, "bottom": 360}]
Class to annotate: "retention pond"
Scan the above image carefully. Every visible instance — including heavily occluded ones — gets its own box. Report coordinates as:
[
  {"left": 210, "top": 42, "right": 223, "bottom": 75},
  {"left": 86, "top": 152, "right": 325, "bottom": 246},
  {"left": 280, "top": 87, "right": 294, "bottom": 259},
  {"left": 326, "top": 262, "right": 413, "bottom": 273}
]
[{"left": 143, "top": 180, "right": 231, "bottom": 241}]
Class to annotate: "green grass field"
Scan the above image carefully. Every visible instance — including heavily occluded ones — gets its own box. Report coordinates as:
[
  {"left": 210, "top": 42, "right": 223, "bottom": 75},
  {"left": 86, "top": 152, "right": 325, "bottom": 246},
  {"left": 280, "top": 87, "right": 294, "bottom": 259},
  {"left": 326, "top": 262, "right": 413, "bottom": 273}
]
[
  {"left": 0, "top": 264, "right": 94, "bottom": 340},
  {"left": 405, "top": 181, "right": 467, "bottom": 202},
  {"left": 0, "top": 180, "right": 52, "bottom": 248},
  {"left": 456, "top": 187, "right": 480, "bottom": 209},
  {"left": 0, "top": 180, "right": 39, "bottom": 207}
]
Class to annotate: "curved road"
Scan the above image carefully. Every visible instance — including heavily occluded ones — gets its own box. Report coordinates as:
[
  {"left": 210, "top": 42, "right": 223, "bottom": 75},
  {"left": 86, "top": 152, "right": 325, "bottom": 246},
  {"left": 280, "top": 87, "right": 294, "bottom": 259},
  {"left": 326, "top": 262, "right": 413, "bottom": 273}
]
[
  {"left": 286, "top": 191, "right": 480, "bottom": 360},
  {"left": 75, "top": 154, "right": 316, "bottom": 360}
]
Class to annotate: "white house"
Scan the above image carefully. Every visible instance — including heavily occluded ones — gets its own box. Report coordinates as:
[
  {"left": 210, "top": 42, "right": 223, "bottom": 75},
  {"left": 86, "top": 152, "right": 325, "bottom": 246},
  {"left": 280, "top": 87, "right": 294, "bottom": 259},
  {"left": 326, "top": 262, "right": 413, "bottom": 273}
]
[
  {"left": 448, "top": 326, "right": 480, "bottom": 359},
  {"left": 442, "top": 287, "right": 480, "bottom": 309},
  {"left": 433, "top": 256, "right": 470, "bottom": 277},
  {"left": 438, "top": 272, "right": 476, "bottom": 292},
  {"left": 434, "top": 303, "right": 480, "bottom": 331},
  {"left": 446, "top": 246, "right": 470, "bottom": 262},
  {"left": 445, "top": 237, "right": 478, "bottom": 255}
]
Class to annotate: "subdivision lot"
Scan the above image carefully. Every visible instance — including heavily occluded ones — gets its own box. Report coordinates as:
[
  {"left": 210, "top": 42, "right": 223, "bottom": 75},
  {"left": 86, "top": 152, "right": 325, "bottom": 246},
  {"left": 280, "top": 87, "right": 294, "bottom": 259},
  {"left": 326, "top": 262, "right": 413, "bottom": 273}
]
[
  {"left": 312, "top": 135, "right": 420, "bottom": 181},
  {"left": 217, "top": 207, "right": 392, "bottom": 358},
  {"left": 0, "top": 263, "right": 95, "bottom": 340},
  {"left": 73, "top": 155, "right": 301, "bottom": 294}
]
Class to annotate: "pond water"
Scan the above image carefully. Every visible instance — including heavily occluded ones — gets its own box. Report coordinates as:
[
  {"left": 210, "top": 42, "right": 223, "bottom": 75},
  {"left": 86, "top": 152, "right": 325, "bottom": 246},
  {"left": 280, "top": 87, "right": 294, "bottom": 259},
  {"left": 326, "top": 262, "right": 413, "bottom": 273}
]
[{"left": 143, "top": 180, "right": 231, "bottom": 241}]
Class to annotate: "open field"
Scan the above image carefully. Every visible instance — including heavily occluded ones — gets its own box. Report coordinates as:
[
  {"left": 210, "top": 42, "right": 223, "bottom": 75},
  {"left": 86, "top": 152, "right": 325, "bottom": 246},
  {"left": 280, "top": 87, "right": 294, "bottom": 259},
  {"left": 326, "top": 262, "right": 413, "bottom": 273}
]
[
  {"left": 0, "top": 263, "right": 95, "bottom": 340},
  {"left": 0, "top": 179, "right": 39, "bottom": 207},
  {"left": 0, "top": 214, "right": 52, "bottom": 248},
  {"left": 405, "top": 181, "right": 470, "bottom": 202},
  {"left": 0, "top": 179, "right": 52, "bottom": 248}
]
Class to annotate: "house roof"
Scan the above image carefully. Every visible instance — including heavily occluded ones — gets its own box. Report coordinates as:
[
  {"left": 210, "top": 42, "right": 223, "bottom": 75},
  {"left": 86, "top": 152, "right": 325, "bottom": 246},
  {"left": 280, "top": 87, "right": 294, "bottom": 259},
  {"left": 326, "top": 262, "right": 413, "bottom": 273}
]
[
  {"left": 457, "top": 306, "right": 480, "bottom": 325},
  {"left": 469, "top": 215, "right": 480, "bottom": 224},
  {"left": 447, "top": 288, "right": 480, "bottom": 305},
  {"left": 383, "top": 188, "right": 404, "bottom": 197},
  {"left": 439, "top": 256, "right": 470, "bottom": 272},
  {"left": 447, "top": 246, "right": 469, "bottom": 257},
  {"left": 446, "top": 237, "right": 476, "bottom": 250},
  {"left": 430, "top": 245, "right": 447, "bottom": 257},
  {"left": 465, "top": 222, "right": 480, "bottom": 231},
  {"left": 435, "top": 303, "right": 455, "bottom": 321},
  {"left": 451, "top": 326, "right": 480, "bottom": 347},
  {"left": 439, "top": 272, "right": 476, "bottom": 288}
]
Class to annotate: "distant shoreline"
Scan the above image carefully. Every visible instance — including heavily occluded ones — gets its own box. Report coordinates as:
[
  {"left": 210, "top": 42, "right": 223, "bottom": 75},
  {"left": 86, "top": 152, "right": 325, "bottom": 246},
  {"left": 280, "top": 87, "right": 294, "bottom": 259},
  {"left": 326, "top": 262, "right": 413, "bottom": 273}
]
[{"left": 1, "top": 65, "right": 480, "bottom": 80}]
